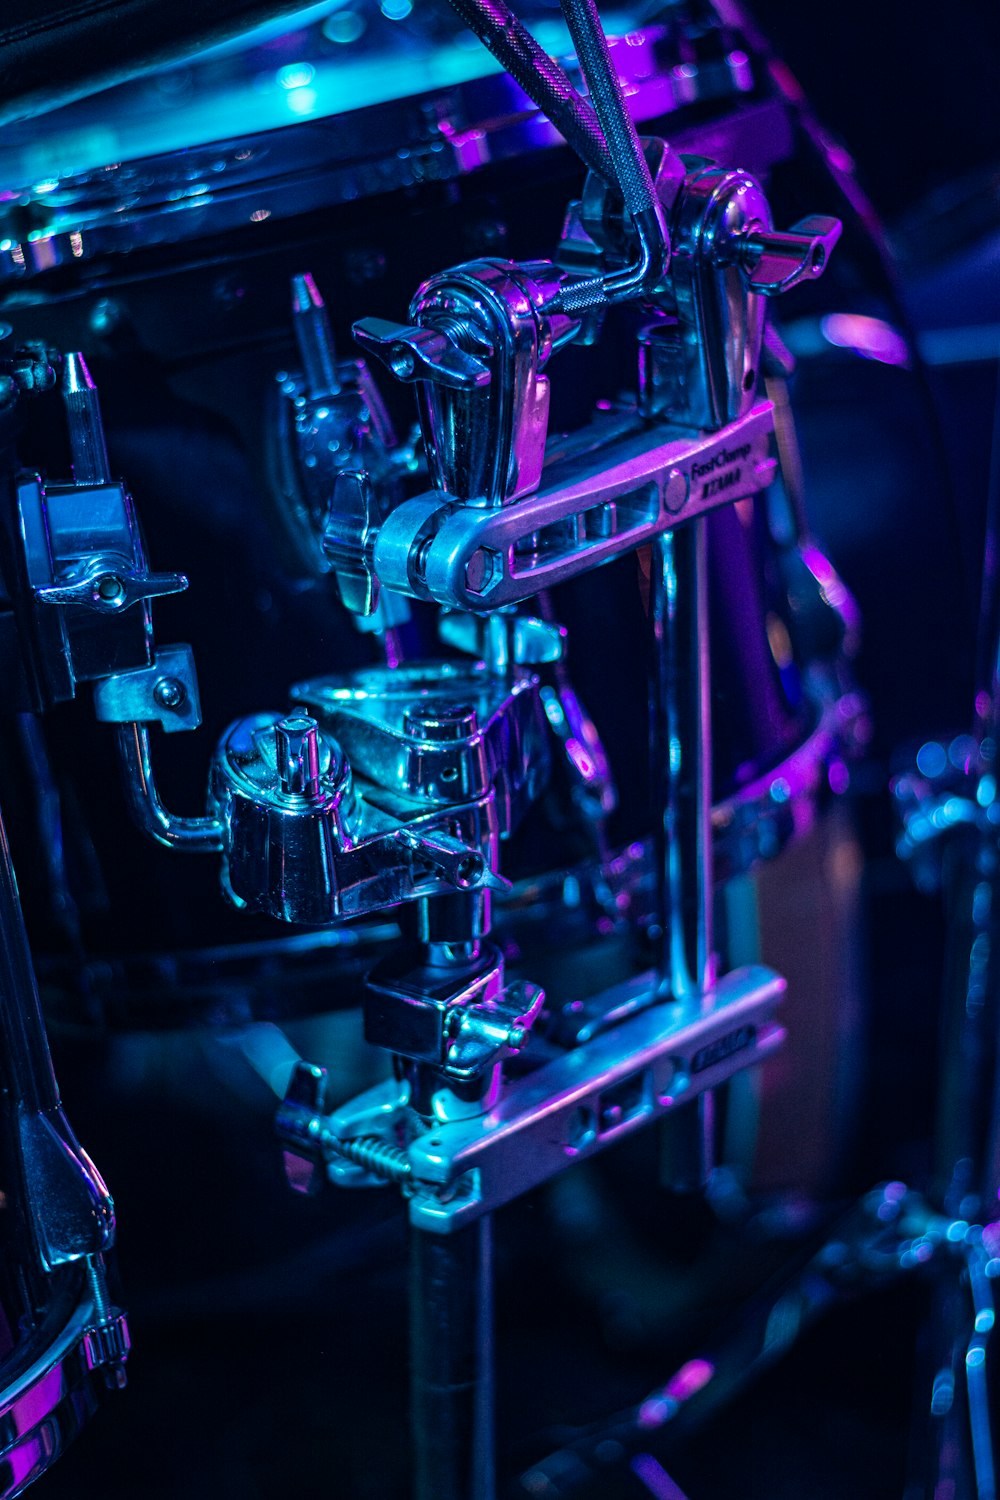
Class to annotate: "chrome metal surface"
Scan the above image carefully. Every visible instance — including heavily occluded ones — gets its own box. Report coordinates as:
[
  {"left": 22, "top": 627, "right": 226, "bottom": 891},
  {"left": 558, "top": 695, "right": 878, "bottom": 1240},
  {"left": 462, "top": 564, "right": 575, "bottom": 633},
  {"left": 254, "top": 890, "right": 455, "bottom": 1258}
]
[
  {"left": 443, "top": 0, "right": 614, "bottom": 187},
  {"left": 61, "top": 353, "right": 111, "bottom": 486},
  {"left": 292, "top": 660, "right": 549, "bottom": 836},
  {"left": 650, "top": 523, "right": 713, "bottom": 1004},
  {"left": 273, "top": 271, "right": 404, "bottom": 593},
  {"left": 297, "top": 963, "right": 783, "bottom": 1228},
  {"left": 0, "top": 798, "right": 128, "bottom": 1486},
  {"left": 355, "top": 258, "right": 579, "bottom": 513},
  {"left": 206, "top": 661, "right": 548, "bottom": 922},
  {"left": 116, "top": 722, "right": 223, "bottom": 853},
  {"left": 370, "top": 401, "right": 776, "bottom": 611},
  {"left": 555, "top": 0, "right": 669, "bottom": 310},
  {"left": 363, "top": 939, "right": 542, "bottom": 1079},
  {"left": 93, "top": 644, "right": 202, "bottom": 733},
  {"left": 9, "top": 357, "right": 187, "bottom": 715},
  {"left": 0, "top": 1282, "right": 127, "bottom": 1499},
  {"left": 0, "top": 14, "right": 866, "bottom": 1497}
]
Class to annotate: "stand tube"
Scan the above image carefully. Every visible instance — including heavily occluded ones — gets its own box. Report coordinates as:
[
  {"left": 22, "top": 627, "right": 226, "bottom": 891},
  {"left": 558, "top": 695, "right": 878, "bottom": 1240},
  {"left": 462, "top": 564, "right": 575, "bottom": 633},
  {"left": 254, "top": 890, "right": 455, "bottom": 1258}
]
[
  {"left": 649, "top": 521, "right": 715, "bottom": 1187},
  {"left": 649, "top": 522, "right": 713, "bottom": 999},
  {"left": 410, "top": 1218, "right": 495, "bottom": 1500}
]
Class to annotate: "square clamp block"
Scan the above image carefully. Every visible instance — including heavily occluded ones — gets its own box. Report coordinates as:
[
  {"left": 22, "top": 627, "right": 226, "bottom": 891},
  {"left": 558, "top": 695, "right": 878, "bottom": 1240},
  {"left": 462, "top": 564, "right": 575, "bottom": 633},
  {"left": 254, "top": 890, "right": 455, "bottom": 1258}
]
[{"left": 364, "top": 941, "right": 503, "bottom": 1066}]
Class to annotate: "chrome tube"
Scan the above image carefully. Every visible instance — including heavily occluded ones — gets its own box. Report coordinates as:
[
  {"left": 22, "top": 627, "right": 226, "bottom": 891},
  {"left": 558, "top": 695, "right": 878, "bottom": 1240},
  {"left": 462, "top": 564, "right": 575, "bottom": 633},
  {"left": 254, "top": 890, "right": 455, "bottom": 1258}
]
[
  {"left": 557, "top": 0, "right": 668, "bottom": 306},
  {"left": 649, "top": 523, "right": 713, "bottom": 1001},
  {"left": 650, "top": 522, "right": 715, "bottom": 1189},
  {"left": 115, "top": 722, "right": 223, "bottom": 852}
]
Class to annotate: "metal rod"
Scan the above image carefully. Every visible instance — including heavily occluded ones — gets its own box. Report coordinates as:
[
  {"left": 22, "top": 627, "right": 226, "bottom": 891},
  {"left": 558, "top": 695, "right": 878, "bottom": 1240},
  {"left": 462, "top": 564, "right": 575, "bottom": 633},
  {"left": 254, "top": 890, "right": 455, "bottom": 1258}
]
[
  {"left": 649, "top": 522, "right": 713, "bottom": 1000},
  {"left": 444, "top": 0, "right": 615, "bottom": 189},
  {"left": 291, "top": 272, "right": 340, "bottom": 398},
  {"left": 649, "top": 522, "right": 715, "bottom": 1189},
  {"left": 115, "top": 722, "right": 223, "bottom": 852},
  {"left": 410, "top": 1217, "right": 495, "bottom": 1500},
  {"left": 557, "top": 0, "right": 657, "bottom": 223}
]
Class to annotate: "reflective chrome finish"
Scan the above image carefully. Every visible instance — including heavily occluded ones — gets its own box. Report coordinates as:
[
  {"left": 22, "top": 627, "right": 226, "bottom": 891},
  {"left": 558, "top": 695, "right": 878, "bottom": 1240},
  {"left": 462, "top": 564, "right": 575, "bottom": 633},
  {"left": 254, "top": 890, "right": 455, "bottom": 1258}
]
[
  {"left": 116, "top": 723, "right": 223, "bottom": 854},
  {"left": 355, "top": 258, "right": 580, "bottom": 512},
  {"left": 280, "top": 963, "right": 784, "bottom": 1222},
  {"left": 326, "top": 144, "right": 839, "bottom": 621},
  {"left": 8, "top": 357, "right": 186, "bottom": 715},
  {"left": 364, "top": 939, "right": 542, "bottom": 1080},
  {"left": 553, "top": 0, "right": 670, "bottom": 310},
  {"left": 272, "top": 273, "right": 403, "bottom": 589},
  {"left": 61, "top": 352, "right": 111, "bottom": 485},
  {"left": 94, "top": 643, "right": 203, "bottom": 734},
  {"left": 292, "top": 660, "right": 550, "bottom": 837},
  {"left": 0, "top": 9, "right": 757, "bottom": 278},
  {"left": 0, "top": 799, "right": 128, "bottom": 1482},
  {"left": 370, "top": 402, "right": 776, "bottom": 612},
  {"left": 0, "top": 1283, "right": 127, "bottom": 1497},
  {"left": 650, "top": 523, "right": 713, "bottom": 1003},
  {"left": 204, "top": 661, "right": 548, "bottom": 923}
]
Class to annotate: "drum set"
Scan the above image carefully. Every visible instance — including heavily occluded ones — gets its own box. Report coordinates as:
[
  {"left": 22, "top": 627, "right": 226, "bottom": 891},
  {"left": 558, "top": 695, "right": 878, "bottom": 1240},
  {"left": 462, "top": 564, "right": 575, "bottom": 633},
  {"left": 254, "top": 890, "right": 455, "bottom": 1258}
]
[{"left": 0, "top": 1, "right": 992, "bottom": 1497}]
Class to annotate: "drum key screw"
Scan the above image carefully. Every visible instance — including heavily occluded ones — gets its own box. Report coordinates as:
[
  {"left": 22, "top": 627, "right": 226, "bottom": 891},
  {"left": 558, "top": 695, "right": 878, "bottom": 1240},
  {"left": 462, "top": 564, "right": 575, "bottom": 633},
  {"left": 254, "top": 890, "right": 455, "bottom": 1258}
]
[
  {"left": 152, "top": 675, "right": 186, "bottom": 711},
  {"left": 83, "top": 1254, "right": 130, "bottom": 1388}
]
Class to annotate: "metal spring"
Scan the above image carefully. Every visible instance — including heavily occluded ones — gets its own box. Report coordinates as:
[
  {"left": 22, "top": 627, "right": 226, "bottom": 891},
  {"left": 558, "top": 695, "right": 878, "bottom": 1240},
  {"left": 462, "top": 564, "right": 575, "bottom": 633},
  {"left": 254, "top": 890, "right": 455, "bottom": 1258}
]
[{"left": 333, "top": 1134, "right": 413, "bottom": 1183}]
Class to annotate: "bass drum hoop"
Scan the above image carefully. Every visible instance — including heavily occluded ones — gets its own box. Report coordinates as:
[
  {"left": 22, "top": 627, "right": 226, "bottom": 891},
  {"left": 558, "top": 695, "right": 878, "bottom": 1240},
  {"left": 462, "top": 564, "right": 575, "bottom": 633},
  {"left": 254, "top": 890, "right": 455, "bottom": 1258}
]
[{"left": 0, "top": 1268, "right": 105, "bottom": 1500}]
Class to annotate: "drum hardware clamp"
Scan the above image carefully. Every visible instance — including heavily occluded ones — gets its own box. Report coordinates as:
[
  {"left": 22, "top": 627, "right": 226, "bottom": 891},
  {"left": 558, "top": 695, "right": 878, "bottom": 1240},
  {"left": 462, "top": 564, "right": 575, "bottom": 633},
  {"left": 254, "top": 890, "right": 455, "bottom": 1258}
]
[{"left": 330, "top": 143, "right": 838, "bottom": 617}]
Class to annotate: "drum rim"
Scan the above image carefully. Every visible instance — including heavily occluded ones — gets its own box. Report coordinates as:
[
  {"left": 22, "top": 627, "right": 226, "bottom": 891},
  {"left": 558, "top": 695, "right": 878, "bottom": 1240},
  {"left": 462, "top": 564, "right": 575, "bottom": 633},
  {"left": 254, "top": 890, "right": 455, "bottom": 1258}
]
[
  {"left": 0, "top": 1269, "right": 103, "bottom": 1498},
  {"left": 0, "top": 19, "right": 759, "bottom": 282}
]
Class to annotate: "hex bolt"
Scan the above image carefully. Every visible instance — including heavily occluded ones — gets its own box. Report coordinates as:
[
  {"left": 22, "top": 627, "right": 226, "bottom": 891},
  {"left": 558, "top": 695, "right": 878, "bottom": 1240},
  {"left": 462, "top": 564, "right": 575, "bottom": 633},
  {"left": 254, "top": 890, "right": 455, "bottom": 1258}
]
[
  {"left": 465, "top": 547, "right": 497, "bottom": 595},
  {"left": 152, "top": 676, "right": 187, "bottom": 711},
  {"left": 275, "top": 715, "right": 322, "bottom": 797}
]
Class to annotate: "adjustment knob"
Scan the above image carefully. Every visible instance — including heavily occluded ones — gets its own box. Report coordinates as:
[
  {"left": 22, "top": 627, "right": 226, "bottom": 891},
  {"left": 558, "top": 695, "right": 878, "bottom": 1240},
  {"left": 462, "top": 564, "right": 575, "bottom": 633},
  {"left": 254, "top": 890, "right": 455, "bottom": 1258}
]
[
  {"left": 736, "top": 215, "right": 842, "bottom": 296},
  {"left": 353, "top": 317, "right": 492, "bottom": 391},
  {"left": 322, "top": 469, "right": 381, "bottom": 617}
]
